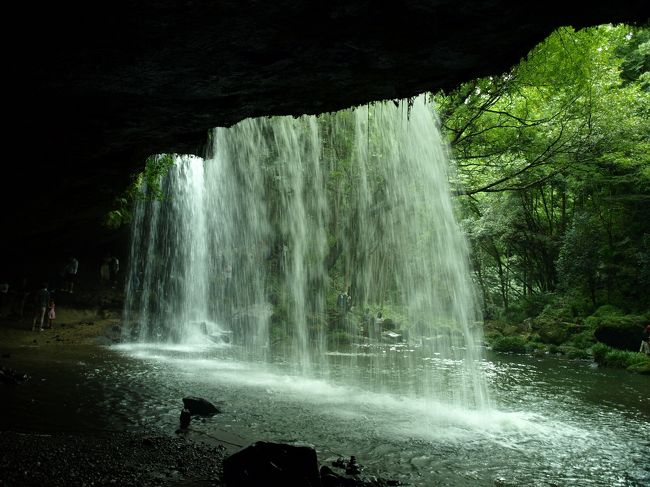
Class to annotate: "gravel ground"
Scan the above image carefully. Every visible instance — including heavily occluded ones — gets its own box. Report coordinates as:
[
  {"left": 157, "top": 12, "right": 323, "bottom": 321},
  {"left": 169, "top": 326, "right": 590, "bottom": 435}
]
[
  {"left": 0, "top": 431, "right": 226, "bottom": 486},
  {"left": 1, "top": 306, "right": 231, "bottom": 487}
]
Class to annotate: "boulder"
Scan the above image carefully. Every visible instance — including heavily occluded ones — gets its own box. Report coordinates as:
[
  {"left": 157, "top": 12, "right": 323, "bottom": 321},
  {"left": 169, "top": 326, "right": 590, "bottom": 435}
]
[
  {"left": 594, "top": 321, "right": 645, "bottom": 351},
  {"left": 182, "top": 396, "right": 220, "bottom": 416},
  {"left": 224, "top": 441, "right": 321, "bottom": 487}
]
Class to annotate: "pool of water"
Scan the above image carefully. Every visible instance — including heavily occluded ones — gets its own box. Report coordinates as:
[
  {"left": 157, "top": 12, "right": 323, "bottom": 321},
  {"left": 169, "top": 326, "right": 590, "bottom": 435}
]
[{"left": 2, "top": 341, "right": 649, "bottom": 486}]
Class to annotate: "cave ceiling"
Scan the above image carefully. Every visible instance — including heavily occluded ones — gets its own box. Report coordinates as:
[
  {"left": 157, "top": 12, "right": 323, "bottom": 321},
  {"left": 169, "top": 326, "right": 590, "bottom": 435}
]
[{"left": 2, "top": 1, "right": 647, "bottom": 265}]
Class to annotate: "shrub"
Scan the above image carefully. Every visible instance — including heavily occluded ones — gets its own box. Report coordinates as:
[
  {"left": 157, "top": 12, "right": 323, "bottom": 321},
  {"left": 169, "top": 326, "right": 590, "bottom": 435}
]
[
  {"left": 492, "top": 336, "right": 527, "bottom": 354},
  {"left": 591, "top": 305, "right": 624, "bottom": 318},
  {"left": 558, "top": 345, "right": 591, "bottom": 360},
  {"left": 591, "top": 342, "right": 650, "bottom": 371},
  {"left": 591, "top": 342, "right": 609, "bottom": 363},
  {"left": 565, "top": 330, "right": 597, "bottom": 350},
  {"left": 532, "top": 300, "right": 579, "bottom": 344},
  {"left": 524, "top": 341, "right": 545, "bottom": 354}
]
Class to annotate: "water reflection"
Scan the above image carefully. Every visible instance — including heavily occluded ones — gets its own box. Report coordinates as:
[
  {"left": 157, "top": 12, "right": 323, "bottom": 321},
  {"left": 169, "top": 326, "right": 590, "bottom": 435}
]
[
  {"left": 100, "top": 342, "right": 649, "bottom": 486},
  {"left": 3, "top": 341, "right": 647, "bottom": 486}
]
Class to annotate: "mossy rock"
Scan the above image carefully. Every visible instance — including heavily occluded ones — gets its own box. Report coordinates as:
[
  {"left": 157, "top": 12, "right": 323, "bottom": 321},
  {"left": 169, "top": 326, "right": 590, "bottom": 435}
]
[
  {"left": 533, "top": 320, "right": 575, "bottom": 345},
  {"left": 591, "top": 305, "right": 624, "bottom": 317},
  {"left": 627, "top": 361, "right": 650, "bottom": 375},
  {"left": 592, "top": 311, "right": 647, "bottom": 352},
  {"left": 564, "top": 329, "right": 597, "bottom": 350}
]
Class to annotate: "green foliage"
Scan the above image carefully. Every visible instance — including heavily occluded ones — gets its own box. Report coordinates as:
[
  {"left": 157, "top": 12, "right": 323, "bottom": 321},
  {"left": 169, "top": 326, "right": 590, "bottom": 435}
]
[
  {"left": 491, "top": 335, "right": 527, "bottom": 354},
  {"left": 559, "top": 346, "right": 592, "bottom": 360},
  {"left": 104, "top": 154, "right": 177, "bottom": 229},
  {"left": 437, "top": 23, "right": 650, "bottom": 323},
  {"left": 564, "top": 329, "right": 597, "bottom": 350},
  {"left": 556, "top": 212, "right": 602, "bottom": 300},
  {"left": 139, "top": 154, "right": 176, "bottom": 200},
  {"left": 500, "top": 292, "right": 556, "bottom": 323},
  {"left": 591, "top": 342, "right": 650, "bottom": 371},
  {"left": 616, "top": 25, "right": 650, "bottom": 90},
  {"left": 591, "top": 305, "right": 625, "bottom": 318}
]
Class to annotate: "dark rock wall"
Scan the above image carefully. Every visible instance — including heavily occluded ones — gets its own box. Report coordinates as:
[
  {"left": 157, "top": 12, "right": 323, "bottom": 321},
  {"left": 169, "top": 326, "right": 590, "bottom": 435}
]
[{"left": 2, "top": 1, "right": 647, "bottom": 278}]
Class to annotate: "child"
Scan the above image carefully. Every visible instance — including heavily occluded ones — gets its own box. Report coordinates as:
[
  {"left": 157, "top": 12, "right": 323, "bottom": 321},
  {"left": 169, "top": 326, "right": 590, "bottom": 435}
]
[{"left": 47, "top": 299, "right": 56, "bottom": 329}]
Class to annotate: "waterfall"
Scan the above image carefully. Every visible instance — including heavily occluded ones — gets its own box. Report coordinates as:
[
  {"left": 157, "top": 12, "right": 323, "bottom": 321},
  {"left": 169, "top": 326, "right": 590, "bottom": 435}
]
[{"left": 124, "top": 95, "right": 489, "bottom": 408}]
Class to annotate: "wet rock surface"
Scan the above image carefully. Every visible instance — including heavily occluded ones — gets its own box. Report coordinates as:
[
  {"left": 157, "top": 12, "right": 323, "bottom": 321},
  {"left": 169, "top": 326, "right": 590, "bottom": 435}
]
[
  {"left": 224, "top": 441, "right": 321, "bottom": 487},
  {"left": 0, "top": 431, "right": 226, "bottom": 486},
  {"left": 182, "top": 397, "right": 222, "bottom": 416}
]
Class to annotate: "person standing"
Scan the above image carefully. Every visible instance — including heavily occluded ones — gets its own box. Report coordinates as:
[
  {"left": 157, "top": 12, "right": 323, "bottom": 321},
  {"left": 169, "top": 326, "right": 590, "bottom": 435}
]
[
  {"left": 64, "top": 257, "right": 79, "bottom": 293},
  {"left": 223, "top": 262, "right": 233, "bottom": 306},
  {"left": 374, "top": 312, "right": 384, "bottom": 339},
  {"left": 47, "top": 299, "right": 56, "bottom": 329},
  {"left": 362, "top": 308, "right": 371, "bottom": 336},
  {"left": 109, "top": 255, "right": 120, "bottom": 288},
  {"left": 337, "top": 290, "right": 348, "bottom": 327},
  {"left": 32, "top": 283, "right": 50, "bottom": 331},
  {"left": 640, "top": 324, "right": 650, "bottom": 355},
  {"left": 16, "top": 277, "right": 29, "bottom": 318},
  {"left": 0, "top": 280, "right": 8, "bottom": 317},
  {"left": 100, "top": 256, "right": 111, "bottom": 286}
]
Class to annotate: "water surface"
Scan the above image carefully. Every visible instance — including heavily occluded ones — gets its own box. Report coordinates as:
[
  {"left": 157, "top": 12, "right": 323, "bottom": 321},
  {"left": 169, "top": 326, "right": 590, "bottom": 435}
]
[{"left": 5, "top": 342, "right": 646, "bottom": 486}]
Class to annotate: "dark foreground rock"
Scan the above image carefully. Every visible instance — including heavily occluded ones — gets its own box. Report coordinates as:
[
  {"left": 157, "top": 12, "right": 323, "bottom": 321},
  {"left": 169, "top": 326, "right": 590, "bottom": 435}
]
[
  {"left": 182, "top": 396, "right": 221, "bottom": 416},
  {"left": 0, "top": 431, "right": 226, "bottom": 486},
  {"left": 223, "top": 442, "right": 402, "bottom": 487},
  {"left": 224, "top": 441, "right": 321, "bottom": 487}
]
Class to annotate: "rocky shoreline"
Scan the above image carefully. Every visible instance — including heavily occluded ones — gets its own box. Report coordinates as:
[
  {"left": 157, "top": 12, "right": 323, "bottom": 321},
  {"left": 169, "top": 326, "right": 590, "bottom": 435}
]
[
  {"left": 0, "top": 305, "right": 229, "bottom": 486},
  {"left": 0, "top": 430, "right": 227, "bottom": 486},
  {"left": 0, "top": 304, "right": 402, "bottom": 487}
]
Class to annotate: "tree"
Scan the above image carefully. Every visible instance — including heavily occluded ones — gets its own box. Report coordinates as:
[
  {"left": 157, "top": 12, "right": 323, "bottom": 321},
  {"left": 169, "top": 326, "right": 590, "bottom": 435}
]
[{"left": 435, "top": 24, "right": 650, "bottom": 317}]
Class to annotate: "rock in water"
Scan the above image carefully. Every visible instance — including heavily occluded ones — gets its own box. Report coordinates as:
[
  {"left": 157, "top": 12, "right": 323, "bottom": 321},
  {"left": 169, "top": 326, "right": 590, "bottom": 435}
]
[{"left": 181, "top": 396, "right": 220, "bottom": 416}]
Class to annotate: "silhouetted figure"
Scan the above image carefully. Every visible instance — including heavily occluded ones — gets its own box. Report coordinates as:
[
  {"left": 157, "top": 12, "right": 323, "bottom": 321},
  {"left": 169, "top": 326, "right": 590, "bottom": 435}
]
[
  {"left": 47, "top": 299, "right": 56, "bottom": 329},
  {"left": 63, "top": 257, "right": 79, "bottom": 293},
  {"left": 223, "top": 262, "right": 233, "bottom": 310},
  {"left": 371, "top": 312, "right": 384, "bottom": 339},
  {"left": 32, "top": 283, "right": 50, "bottom": 331},
  {"left": 0, "top": 280, "right": 8, "bottom": 317},
  {"left": 109, "top": 255, "right": 120, "bottom": 288},
  {"left": 641, "top": 324, "right": 650, "bottom": 355},
  {"left": 100, "top": 256, "right": 111, "bottom": 285},
  {"left": 337, "top": 291, "right": 348, "bottom": 314},
  {"left": 337, "top": 290, "right": 350, "bottom": 327},
  {"left": 361, "top": 308, "right": 371, "bottom": 336},
  {"left": 279, "top": 243, "right": 288, "bottom": 272},
  {"left": 15, "top": 277, "right": 29, "bottom": 318}
]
